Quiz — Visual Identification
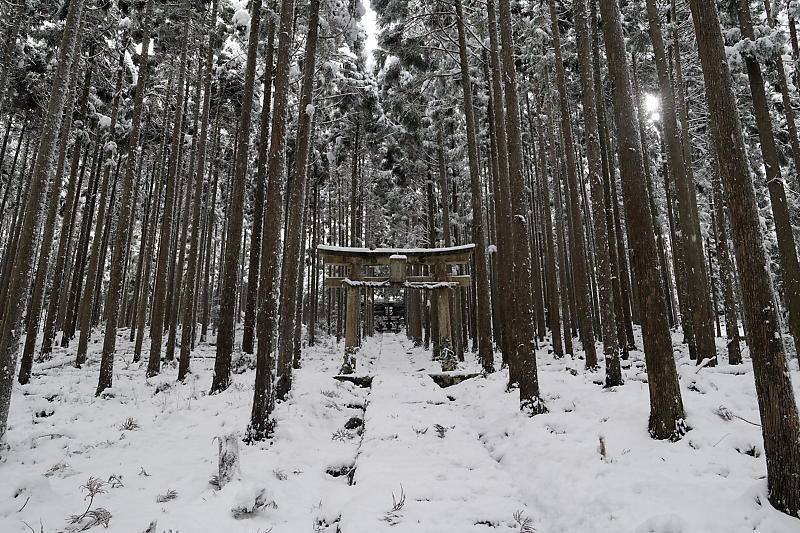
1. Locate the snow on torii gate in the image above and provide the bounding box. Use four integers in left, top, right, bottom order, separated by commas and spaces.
318, 244, 475, 373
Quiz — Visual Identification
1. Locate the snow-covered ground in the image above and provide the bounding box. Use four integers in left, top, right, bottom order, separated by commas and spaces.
2, 326, 799, 532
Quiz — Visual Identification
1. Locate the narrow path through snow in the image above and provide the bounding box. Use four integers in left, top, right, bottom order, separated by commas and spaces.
338, 334, 527, 532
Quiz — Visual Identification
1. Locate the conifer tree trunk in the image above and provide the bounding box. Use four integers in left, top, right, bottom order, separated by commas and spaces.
643, 0, 715, 364
63, 134, 101, 345
134, 100, 172, 362
40, 58, 92, 358
213, 0, 261, 393
148, 2, 191, 377
454, 0, 493, 372
548, 0, 597, 369
437, 126, 457, 369
75, 48, 125, 367
0, 0, 85, 447
179, 0, 218, 380
534, 97, 563, 359
598, 0, 685, 439
631, 54, 676, 330
711, 146, 742, 365
734, 0, 800, 356
129, 162, 155, 336
275, 0, 320, 398
242, 10, 275, 355
547, 83, 573, 357
573, 0, 620, 385
486, 0, 515, 367
97, 0, 153, 395
689, 0, 800, 515
248, 0, 295, 440
18, 21, 84, 384
497, 0, 545, 413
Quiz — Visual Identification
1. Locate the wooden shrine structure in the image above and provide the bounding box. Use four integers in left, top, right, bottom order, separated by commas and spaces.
318, 244, 475, 373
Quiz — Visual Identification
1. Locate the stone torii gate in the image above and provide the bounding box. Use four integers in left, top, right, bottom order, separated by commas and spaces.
318, 244, 475, 373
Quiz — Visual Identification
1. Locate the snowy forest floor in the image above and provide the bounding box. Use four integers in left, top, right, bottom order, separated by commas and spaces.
2, 327, 800, 532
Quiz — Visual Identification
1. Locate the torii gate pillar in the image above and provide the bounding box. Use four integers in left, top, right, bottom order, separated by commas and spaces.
343, 262, 360, 373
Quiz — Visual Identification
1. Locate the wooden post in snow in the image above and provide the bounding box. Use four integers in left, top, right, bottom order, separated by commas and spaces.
343, 262, 360, 374
435, 260, 455, 371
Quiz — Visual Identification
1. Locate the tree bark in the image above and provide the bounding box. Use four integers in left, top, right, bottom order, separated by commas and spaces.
0, 0, 85, 447
242, 9, 276, 355
689, 0, 800, 515
573, 0, 620, 385
598, 0, 685, 439
496, 0, 545, 413
275, 0, 320, 398
97, 0, 153, 395
147, 2, 191, 377
248, 0, 295, 440
735, 0, 800, 357
548, 0, 598, 369
75, 48, 126, 367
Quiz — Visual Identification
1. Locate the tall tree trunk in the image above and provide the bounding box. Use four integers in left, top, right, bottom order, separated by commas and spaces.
212, 0, 262, 393
486, 0, 516, 368
63, 132, 101, 345
548, 0, 598, 369
179, 0, 218, 379
598, 0, 685, 440
711, 145, 742, 365
534, 97, 563, 359
134, 94, 172, 362
147, 2, 191, 377
275, 0, 320, 398
496, 0, 545, 413
97, 0, 153, 395
0, 0, 85, 448
75, 48, 126, 367
40, 58, 92, 358
547, 82, 573, 357
644, 0, 715, 364
454, 0, 493, 372
248, 0, 295, 440
689, 0, 800, 515
573, 0, 620, 385
735, 0, 800, 357
242, 9, 275, 355
18, 20, 85, 384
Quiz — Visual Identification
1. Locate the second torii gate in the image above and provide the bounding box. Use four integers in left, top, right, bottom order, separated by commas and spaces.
318, 244, 475, 373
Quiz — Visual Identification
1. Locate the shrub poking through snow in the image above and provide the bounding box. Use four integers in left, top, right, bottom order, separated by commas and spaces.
383, 484, 405, 525
413, 426, 428, 435
331, 428, 351, 441
45, 461, 70, 477
231, 483, 276, 519
231, 348, 256, 374
434, 424, 447, 438
155, 489, 178, 503
214, 433, 241, 489
119, 417, 139, 431
67, 477, 111, 530
513, 510, 535, 532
